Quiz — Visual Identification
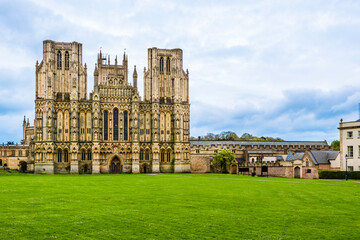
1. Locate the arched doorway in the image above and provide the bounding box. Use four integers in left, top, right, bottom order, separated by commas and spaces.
19, 161, 27, 173
230, 164, 237, 174
81, 164, 91, 174
110, 156, 122, 174
294, 166, 301, 178
141, 163, 150, 174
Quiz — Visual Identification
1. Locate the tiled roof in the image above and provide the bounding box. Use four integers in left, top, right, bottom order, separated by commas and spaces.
309, 151, 340, 165
190, 140, 328, 148
285, 150, 295, 162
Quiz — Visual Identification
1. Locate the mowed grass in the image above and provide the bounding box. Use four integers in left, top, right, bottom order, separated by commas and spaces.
0, 174, 359, 239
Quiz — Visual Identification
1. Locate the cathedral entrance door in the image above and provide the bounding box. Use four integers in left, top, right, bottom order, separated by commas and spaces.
110, 157, 122, 174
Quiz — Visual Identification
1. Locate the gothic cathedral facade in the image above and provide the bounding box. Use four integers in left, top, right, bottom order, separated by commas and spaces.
34, 40, 190, 174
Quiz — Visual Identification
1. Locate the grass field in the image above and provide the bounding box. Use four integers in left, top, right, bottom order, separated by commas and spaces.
0, 173, 359, 239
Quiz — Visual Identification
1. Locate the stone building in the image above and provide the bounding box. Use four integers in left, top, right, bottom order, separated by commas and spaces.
189, 140, 339, 178
0, 117, 34, 171
33, 40, 190, 174
338, 119, 360, 171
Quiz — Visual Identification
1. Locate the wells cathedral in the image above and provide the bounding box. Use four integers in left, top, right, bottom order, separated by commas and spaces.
0, 40, 341, 178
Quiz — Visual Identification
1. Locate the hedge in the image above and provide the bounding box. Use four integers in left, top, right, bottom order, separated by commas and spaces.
318, 170, 360, 179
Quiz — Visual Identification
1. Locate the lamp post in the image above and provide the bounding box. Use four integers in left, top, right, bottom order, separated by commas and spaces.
345, 154, 348, 181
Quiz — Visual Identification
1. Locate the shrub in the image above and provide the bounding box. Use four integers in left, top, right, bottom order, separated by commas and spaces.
318, 170, 360, 179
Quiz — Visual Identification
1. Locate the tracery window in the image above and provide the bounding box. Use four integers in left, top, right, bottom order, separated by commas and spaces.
160, 151, 165, 162
166, 57, 170, 73
140, 150, 144, 160
113, 108, 119, 141
145, 149, 150, 160
57, 151, 62, 162
65, 51, 69, 69
57, 51, 62, 69
87, 151, 92, 161
167, 150, 171, 162
124, 111, 128, 141
104, 111, 108, 140
160, 57, 164, 73
64, 150, 69, 162
81, 150, 86, 161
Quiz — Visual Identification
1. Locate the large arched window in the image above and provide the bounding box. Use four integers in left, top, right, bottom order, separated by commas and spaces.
113, 108, 119, 141
65, 51, 69, 69
104, 111, 108, 140
64, 149, 69, 162
57, 151, 62, 162
140, 150, 144, 160
160, 151, 165, 162
160, 57, 164, 73
81, 150, 86, 161
166, 150, 171, 162
57, 51, 62, 69
124, 111, 128, 141
166, 57, 170, 73
145, 149, 150, 160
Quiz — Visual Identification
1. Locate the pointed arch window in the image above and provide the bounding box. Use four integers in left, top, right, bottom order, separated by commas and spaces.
124, 111, 128, 141
145, 149, 150, 160
104, 111, 108, 141
64, 149, 69, 162
81, 150, 86, 161
58, 150, 62, 162
166, 57, 170, 73
160, 57, 164, 73
65, 51, 69, 70
113, 108, 119, 141
160, 150, 165, 162
87, 151, 92, 160
57, 51, 62, 69
166, 150, 171, 162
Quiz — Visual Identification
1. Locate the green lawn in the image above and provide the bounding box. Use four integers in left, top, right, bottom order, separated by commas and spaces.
0, 173, 359, 239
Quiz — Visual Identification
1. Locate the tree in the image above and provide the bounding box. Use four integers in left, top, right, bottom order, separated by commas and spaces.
331, 140, 340, 151
213, 149, 235, 173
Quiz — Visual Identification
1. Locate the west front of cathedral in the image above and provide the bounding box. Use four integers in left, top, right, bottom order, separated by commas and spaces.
34, 40, 190, 174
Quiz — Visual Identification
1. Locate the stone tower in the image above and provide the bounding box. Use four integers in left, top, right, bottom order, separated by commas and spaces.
34, 41, 190, 174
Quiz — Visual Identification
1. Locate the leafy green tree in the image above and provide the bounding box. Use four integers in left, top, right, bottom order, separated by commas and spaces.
213, 149, 235, 173
331, 140, 340, 151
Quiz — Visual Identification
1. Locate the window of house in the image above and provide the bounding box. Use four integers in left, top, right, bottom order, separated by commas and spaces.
347, 146, 353, 158
348, 166, 354, 171
11, 150, 15, 156
196, 149, 200, 154
358, 131, 360, 138
19, 151, 22, 156
4, 150, 6, 156
347, 131, 353, 138
306, 169, 311, 173
214, 150, 218, 153
87, 151, 92, 161
81, 151, 86, 161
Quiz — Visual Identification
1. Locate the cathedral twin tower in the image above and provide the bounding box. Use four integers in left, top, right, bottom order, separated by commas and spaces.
34, 40, 190, 174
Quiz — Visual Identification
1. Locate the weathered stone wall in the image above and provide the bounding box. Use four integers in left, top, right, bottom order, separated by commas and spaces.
190, 155, 211, 173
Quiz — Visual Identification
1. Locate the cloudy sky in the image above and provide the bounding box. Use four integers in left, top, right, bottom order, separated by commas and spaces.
0, 0, 360, 143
